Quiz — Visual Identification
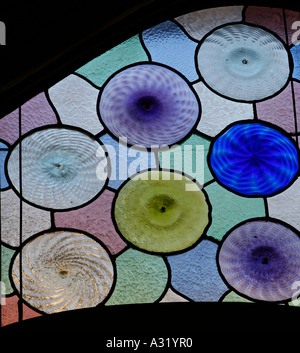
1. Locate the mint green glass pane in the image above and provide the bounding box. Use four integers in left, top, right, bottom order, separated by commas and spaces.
1, 245, 14, 295
76, 35, 148, 87
204, 182, 266, 241
105, 248, 168, 305
158, 133, 213, 185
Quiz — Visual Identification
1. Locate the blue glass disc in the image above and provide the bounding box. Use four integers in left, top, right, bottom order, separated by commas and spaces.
209, 122, 299, 196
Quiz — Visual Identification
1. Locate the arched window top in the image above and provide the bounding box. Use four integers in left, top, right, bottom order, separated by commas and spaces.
1, 4, 300, 332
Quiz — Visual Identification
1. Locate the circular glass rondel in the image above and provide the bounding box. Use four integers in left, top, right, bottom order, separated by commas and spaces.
197, 23, 290, 102
7, 127, 109, 210
218, 220, 300, 302
99, 63, 200, 148
11, 231, 114, 313
114, 170, 210, 253
209, 122, 299, 196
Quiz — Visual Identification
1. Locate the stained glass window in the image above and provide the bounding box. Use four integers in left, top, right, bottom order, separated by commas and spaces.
1, 5, 300, 332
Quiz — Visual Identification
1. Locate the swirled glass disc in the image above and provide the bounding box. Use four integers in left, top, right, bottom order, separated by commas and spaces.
7, 127, 109, 210
11, 230, 114, 313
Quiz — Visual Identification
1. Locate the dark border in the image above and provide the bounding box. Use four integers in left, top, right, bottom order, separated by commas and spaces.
2, 301, 300, 333
1, 2, 300, 331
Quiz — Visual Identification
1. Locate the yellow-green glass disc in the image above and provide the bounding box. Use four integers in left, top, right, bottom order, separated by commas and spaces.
114, 170, 210, 253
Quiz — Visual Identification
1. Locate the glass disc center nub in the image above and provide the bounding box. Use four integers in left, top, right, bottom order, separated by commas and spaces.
49, 160, 70, 179
40, 151, 77, 180
246, 244, 286, 280
250, 246, 279, 266
59, 270, 69, 278
149, 194, 176, 214
136, 96, 161, 117
226, 47, 261, 77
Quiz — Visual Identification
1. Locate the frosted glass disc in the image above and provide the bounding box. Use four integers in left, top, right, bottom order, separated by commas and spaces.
7, 127, 109, 210
197, 24, 290, 101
